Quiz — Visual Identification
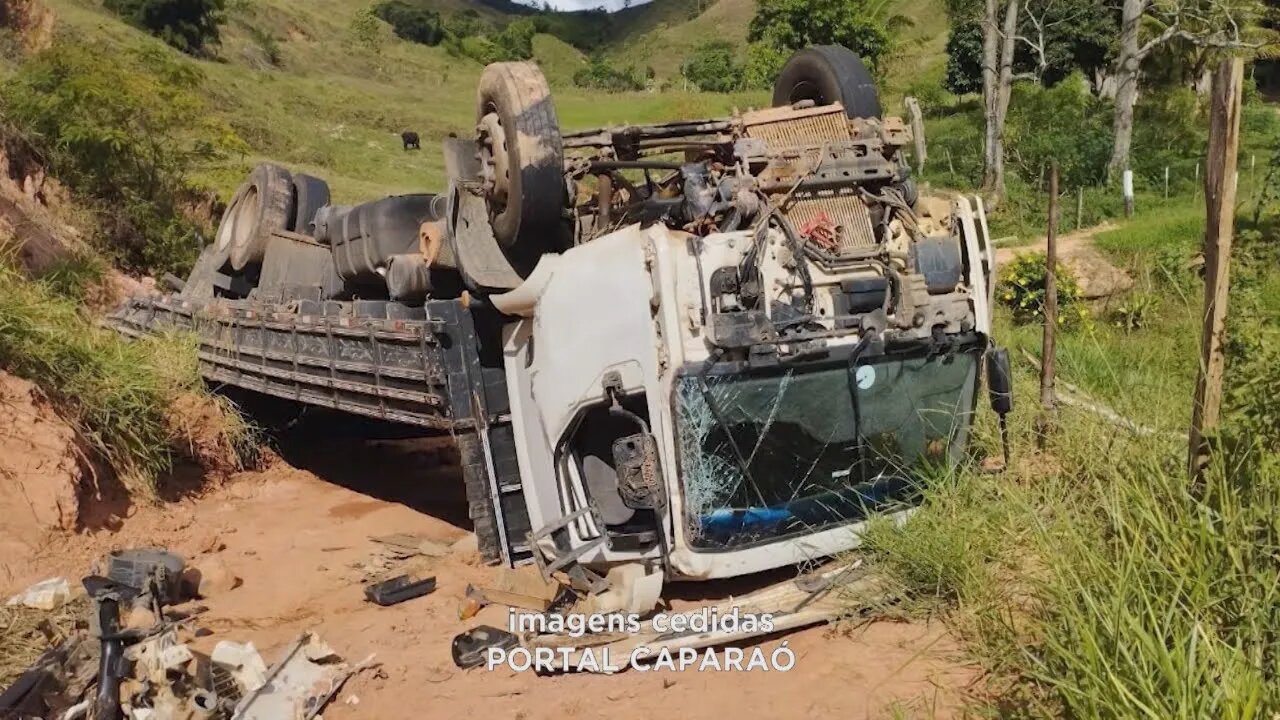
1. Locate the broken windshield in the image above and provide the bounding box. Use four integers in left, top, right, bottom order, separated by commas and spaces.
675, 346, 980, 550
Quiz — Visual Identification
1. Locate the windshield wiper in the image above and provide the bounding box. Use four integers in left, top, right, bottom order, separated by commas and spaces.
696, 351, 771, 509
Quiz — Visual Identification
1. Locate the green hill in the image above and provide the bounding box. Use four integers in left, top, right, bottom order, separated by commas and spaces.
31, 0, 947, 202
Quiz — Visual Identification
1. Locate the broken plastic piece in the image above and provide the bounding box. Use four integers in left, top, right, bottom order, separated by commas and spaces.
364, 574, 437, 606
451, 626, 519, 669
6, 577, 71, 611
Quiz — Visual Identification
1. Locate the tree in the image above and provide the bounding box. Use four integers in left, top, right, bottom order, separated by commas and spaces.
682, 40, 743, 92
374, 1, 443, 46
981, 0, 1021, 199
574, 57, 644, 92
1107, 0, 1270, 177
747, 0, 902, 75
946, 0, 1116, 94
103, 0, 226, 55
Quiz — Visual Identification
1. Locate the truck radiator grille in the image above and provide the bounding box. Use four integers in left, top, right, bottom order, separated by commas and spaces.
785, 192, 877, 251
742, 105, 852, 147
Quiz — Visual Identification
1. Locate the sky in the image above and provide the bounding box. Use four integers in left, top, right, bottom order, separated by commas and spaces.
512, 0, 651, 10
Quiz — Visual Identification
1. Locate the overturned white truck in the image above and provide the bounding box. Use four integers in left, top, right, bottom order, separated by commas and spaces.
111, 46, 1009, 612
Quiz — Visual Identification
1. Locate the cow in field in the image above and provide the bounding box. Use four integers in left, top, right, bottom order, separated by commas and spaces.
401, 131, 421, 151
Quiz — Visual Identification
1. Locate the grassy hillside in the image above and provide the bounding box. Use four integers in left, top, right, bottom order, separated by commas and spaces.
31, 0, 948, 203
40, 0, 771, 202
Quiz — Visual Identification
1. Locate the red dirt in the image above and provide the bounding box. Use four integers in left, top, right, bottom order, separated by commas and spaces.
0, 371, 89, 588
3, 435, 979, 718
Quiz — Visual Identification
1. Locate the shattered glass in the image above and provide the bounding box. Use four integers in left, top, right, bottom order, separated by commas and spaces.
675, 348, 980, 549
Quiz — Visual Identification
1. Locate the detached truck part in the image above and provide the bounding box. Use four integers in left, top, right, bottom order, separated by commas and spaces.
110, 46, 1007, 612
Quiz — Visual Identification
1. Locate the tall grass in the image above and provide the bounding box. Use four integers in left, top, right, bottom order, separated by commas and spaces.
0, 260, 253, 490
863, 198, 1280, 716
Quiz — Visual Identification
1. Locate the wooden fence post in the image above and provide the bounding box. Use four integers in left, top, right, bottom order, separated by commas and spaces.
1038, 162, 1060, 446
1188, 58, 1244, 480
905, 96, 927, 176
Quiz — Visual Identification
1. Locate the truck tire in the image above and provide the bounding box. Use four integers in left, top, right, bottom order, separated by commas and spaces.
772, 45, 882, 119
291, 174, 331, 236
476, 62, 566, 256
456, 431, 502, 564
229, 163, 295, 271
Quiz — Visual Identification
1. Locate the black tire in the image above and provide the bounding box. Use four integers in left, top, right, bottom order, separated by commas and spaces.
213, 182, 248, 268
772, 45, 882, 119
476, 62, 565, 254
229, 163, 295, 271
291, 173, 331, 235
456, 431, 501, 564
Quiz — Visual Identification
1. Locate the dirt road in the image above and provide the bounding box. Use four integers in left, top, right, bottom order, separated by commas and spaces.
994, 225, 1133, 299
3, 433, 975, 719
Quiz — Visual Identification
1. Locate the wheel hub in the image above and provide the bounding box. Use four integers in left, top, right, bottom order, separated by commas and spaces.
477, 112, 511, 211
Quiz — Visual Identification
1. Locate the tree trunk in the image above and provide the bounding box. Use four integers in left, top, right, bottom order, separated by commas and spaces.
992, 0, 1020, 201
1107, 0, 1145, 179
981, 0, 1000, 190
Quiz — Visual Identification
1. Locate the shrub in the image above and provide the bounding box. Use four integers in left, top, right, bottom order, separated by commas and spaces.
450, 18, 535, 64
1004, 75, 1112, 190
348, 7, 383, 52
573, 57, 643, 92
1, 43, 245, 275
747, 0, 896, 76
681, 41, 742, 93
743, 42, 788, 90
1109, 290, 1159, 331
103, 0, 226, 55
997, 252, 1090, 328
374, 1, 443, 46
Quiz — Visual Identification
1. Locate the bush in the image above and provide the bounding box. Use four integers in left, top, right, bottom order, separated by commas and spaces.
103, 0, 225, 55
449, 17, 535, 64
997, 252, 1090, 328
743, 42, 788, 90
348, 7, 384, 52
374, 1, 443, 46
681, 41, 742, 93
1, 43, 245, 275
573, 57, 643, 92
1004, 75, 1112, 190
747, 0, 896, 76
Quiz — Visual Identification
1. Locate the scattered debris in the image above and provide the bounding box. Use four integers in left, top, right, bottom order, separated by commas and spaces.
1, 548, 374, 720
235, 633, 378, 720
6, 577, 72, 611
457, 581, 574, 620
103, 549, 186, 605
211, 640, 269, 707
364, 574, 437, 607
452, 626, 519, 669
523, 560, 883, 674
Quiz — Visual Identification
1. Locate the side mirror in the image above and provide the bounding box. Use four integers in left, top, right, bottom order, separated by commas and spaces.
612, 433, 663, 510
986, 348, 1013, 416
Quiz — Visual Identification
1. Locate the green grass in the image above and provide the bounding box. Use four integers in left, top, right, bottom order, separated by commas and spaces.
859, 192, 1280, 715
0, 257, 252, 490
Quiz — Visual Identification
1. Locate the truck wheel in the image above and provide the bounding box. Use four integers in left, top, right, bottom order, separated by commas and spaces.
476, 62, 566, 254
457, 431, 502, 564
213, 183, 247, 265
772, 45, 882, 119
229, 163, 295, 271
291, 173, 331, 236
